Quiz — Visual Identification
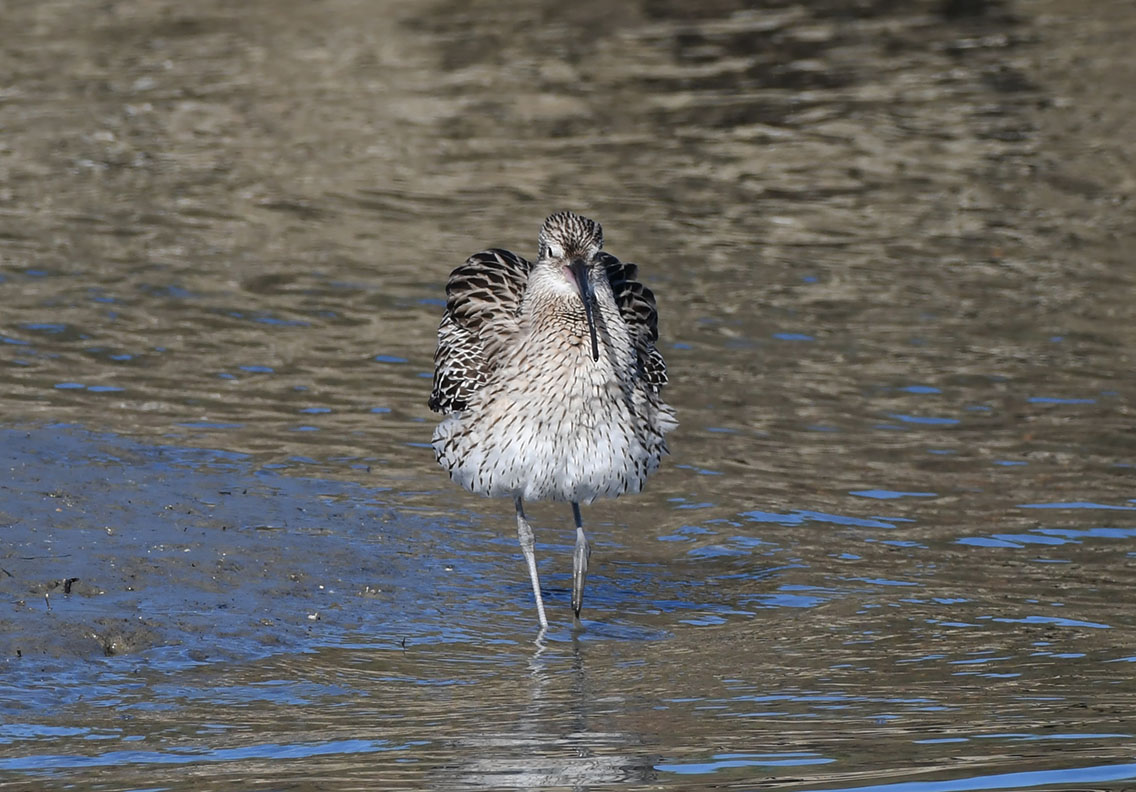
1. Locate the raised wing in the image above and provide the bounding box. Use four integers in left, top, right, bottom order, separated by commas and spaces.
428, 249, 531, 413
600, 252, 668, 391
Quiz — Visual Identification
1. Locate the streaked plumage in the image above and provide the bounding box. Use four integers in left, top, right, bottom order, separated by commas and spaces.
429, 210, 677, 630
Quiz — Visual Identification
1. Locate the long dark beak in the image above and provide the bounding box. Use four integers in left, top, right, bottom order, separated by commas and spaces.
569, 258, 600, 361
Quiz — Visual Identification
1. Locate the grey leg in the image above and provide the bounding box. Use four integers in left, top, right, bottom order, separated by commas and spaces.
571, 502, 591, 620
515, 497, 549, 631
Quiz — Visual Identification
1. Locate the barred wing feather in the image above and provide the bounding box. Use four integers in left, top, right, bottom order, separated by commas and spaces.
428, 249, 531, 413
599, 252, 668, 391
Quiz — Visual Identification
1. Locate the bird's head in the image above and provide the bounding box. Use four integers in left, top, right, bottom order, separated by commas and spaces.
538, 210, 604, 263
537, 210, 605, 361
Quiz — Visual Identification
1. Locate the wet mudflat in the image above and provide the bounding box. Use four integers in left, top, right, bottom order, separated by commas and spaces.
2, 0, 1136, 789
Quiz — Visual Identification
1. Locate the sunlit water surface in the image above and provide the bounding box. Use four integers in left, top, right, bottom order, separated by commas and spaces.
2, 0, 1135, 789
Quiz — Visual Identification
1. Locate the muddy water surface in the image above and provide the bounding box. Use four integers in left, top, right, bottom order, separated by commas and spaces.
2, 0, 1136, 789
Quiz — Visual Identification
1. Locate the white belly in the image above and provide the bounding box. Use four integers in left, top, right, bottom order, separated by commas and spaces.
433, 356, 655, 503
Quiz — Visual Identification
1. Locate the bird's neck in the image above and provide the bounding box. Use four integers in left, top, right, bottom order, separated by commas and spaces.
521, 274, 630, 369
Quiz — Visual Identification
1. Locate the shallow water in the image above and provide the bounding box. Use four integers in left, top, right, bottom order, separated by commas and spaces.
3, 0, 1136, 789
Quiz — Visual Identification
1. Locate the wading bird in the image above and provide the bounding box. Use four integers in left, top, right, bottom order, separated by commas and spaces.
429, 211, 676, 630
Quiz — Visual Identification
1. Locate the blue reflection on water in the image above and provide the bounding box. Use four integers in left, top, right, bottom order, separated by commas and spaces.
851, 490, 937, 500
0, 738, 425, 771
745, 591, 828, 608
1028, 397, 1096, 404
961, 523, 1136, 549
957, 537, 1020, 548
791, 761, 1136, 792
0, 724, 92, 743
1039, 527, 1136, 539
743, 509, 896, 530
657, 751, 833, 774
984, 615, 1110, 629
773, 332, 815, 341
887, 413, 960, 426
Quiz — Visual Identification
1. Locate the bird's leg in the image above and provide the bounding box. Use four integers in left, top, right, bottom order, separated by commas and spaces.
571, 502, 591, 620
515, 497, 549, 631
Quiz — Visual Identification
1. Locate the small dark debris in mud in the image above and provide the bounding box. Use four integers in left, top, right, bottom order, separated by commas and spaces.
27, 578, 102, 597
